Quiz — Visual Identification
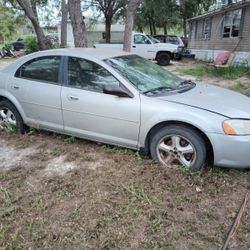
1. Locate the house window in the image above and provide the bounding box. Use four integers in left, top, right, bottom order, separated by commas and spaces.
203, 18, 212, 40
189, 21, 197, 40
223, 9, 242, 38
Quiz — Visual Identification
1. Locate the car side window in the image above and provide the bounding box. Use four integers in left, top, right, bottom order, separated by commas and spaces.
15, 56, 61, 84
67, 57, 120, 93
134, 35, 151, 44
166, 37, 178, 45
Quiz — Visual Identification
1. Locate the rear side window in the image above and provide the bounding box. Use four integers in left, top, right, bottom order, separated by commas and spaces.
155, 36, 166, 43
15, 56, 61, 84
166, 36, 179, 45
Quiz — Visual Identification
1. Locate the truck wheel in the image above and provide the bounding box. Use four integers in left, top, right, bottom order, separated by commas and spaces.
157, 52, 171, 66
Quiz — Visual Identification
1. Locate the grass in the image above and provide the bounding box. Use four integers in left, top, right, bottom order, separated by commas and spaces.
230, 82, 250, 97
176, 66, 248, 80
0, 130, 249, 249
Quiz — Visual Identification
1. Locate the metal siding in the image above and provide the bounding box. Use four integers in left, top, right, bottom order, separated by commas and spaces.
188, 5, 250, 52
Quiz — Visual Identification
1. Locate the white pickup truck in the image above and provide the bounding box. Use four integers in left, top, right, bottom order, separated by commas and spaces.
93, 32, 183, 66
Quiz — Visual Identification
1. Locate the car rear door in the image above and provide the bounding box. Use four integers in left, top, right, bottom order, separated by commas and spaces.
61, 56, 140, 148
9, 56, 64, 132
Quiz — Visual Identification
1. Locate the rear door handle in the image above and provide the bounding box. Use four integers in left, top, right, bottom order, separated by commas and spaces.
12, 85, 19, 90
132, 45, 136, 48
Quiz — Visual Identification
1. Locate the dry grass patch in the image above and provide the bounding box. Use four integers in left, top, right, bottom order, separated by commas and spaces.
0, 130, 249, 249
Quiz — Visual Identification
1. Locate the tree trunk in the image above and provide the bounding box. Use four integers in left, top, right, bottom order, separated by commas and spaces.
16, 0, 48, 50
68, 0, 87, 47
61, 0, 68, 47
30, 0, 39, 20
152, 20, 156, 35
105, 15, 112, 43
148, 17, 153, 35
163, 24, 167, 35
138, 26, 143, 33
123, 0, 141, 52
183, 15, 187, 38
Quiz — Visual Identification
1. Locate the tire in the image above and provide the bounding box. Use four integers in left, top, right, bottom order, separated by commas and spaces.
150, 125, 207, 171
157, 52, 171, 66
0, 100, 25, 134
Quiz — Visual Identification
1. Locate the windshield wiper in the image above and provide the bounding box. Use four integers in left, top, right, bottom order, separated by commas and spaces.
176, 80, 196, 93
177, 80, 195, 88
143, 86, 175, 95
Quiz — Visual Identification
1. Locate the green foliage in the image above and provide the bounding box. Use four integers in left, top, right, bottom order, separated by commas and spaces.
48, 43, 60, 50
135, 0, 180, 34
24, 36, 39, 54
177, 66, 248, 80
63, 136, 76, 144
134, 0, 214, 35
2, 43, 12, 50
0, 4, 17, 42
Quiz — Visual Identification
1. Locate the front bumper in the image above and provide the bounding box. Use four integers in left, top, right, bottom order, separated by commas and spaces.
208, 133, 250, 168
173, 46, 184, 59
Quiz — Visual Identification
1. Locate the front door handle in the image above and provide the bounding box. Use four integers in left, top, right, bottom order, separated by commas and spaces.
132, 45, 136, 48
12, 85, 19, 90
68, 95, 79, 101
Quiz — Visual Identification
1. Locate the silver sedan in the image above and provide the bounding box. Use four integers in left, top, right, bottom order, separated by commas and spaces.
0, 48, 250, 171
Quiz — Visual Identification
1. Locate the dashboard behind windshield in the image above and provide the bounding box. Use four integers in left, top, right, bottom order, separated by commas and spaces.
104, 55, 182, 95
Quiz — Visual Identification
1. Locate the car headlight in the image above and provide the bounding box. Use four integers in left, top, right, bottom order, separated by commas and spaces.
223, 119, 250, 135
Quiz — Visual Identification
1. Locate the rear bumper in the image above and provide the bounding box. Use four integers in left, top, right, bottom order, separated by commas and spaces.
208, 133, 250, 168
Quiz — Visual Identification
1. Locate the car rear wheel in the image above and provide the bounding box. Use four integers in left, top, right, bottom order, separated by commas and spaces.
150, 125, 206, 171
0, 100, 25, 134
157, 52, 171, 66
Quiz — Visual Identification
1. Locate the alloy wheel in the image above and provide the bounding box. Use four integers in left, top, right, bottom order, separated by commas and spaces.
156, 134, 197, 168
0, 108, 17, 130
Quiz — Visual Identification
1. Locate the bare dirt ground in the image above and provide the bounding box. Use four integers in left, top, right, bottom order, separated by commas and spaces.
0, 58, 250, 249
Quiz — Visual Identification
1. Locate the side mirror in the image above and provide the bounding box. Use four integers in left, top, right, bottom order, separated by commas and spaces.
103, 85, 133, 98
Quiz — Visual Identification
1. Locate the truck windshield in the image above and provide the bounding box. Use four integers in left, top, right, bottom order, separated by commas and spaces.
105, 55, 182, 95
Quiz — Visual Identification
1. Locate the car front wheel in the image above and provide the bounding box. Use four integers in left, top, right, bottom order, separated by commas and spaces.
150, 125, 207, 171
0, 100, 25, 133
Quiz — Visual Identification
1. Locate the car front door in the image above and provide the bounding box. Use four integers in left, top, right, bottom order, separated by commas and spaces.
9, 56, 64, 132
61, 56, 140, 148
132, 34, 156, 59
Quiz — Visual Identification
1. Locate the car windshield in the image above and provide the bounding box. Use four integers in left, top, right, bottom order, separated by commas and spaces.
104, 55, 182, 94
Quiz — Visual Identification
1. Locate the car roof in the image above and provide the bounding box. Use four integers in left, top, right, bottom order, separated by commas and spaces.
28, 48, 131, 60
1, 48, 132, 73
154, 35, 178, 38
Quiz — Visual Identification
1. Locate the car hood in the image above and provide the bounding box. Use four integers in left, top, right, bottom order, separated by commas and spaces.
158, 83, 250, 119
